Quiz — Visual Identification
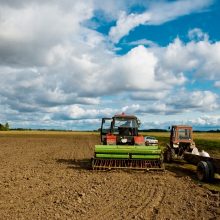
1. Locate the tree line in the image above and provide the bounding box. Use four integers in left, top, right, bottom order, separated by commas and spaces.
0, 122, 10, 131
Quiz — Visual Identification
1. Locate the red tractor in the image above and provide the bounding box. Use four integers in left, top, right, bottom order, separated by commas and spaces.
164, 125, 196, 162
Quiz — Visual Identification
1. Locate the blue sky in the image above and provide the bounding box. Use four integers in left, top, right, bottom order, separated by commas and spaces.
0, 0, 220, 130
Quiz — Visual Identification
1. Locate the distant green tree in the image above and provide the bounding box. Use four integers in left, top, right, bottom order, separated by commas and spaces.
5, 122, 9, 131
0, 122, 10, 131
0, 124, 4, 130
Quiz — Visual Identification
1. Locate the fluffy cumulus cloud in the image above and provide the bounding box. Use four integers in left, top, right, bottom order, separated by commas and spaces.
52, 105, 115, 120
0, 1, 95, 67
168, 90, 219, 112
188, 115, 220, 129
156, 36, 220, 80
140, 114, 220, 130
0, 0, 219, 130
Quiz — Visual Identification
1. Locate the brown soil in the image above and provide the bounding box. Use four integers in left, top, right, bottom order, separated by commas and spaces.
0, 133, 219, 220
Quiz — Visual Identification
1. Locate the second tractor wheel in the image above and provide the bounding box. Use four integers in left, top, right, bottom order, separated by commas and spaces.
196, 161, 210, 182
206, 161, 215, 181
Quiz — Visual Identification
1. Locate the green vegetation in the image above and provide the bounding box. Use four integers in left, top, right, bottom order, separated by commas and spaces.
195, 139, 220, 156
0, 122, 10, 131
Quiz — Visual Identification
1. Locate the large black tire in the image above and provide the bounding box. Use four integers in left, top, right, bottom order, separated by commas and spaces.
164, 148, 173, 163
206, 161, 215, 181
196, 161, 210, 182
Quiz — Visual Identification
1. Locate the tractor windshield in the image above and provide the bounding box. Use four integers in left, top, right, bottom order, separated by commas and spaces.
114, 118, 138, 128
113, 118, 138, 134
178, 128, 191, 140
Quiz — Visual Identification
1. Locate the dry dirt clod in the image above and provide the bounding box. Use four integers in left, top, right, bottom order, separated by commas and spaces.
77, 197, 82, 203
78, 192, 85, 197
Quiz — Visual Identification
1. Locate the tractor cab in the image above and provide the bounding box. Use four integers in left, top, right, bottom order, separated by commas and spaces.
165, 125, 196, 162
100, 113, 141, 145
170, 125, 193, 146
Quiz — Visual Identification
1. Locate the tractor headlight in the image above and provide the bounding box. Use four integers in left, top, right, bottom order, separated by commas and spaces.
121, 138, 127, 143
173, 143, 179, 148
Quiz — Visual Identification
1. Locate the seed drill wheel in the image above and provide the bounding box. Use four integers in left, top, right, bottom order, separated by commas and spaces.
196, 161, 214, 182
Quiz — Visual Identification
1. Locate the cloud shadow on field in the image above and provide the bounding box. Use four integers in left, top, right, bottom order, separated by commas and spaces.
56, 158, 92, 170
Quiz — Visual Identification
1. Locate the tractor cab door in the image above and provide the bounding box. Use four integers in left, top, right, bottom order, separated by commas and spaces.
170, 126, 176, 144
100, 118, 112, 143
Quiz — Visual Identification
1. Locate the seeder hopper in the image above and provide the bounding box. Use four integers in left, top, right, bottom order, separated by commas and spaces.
91, 113, 164, 170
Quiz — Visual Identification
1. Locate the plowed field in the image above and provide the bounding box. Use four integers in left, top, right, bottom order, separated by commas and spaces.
0, 132, 219, 220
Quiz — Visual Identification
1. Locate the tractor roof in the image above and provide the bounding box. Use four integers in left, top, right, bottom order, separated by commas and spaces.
172, 125, 192, 129
113, 113, 137, 119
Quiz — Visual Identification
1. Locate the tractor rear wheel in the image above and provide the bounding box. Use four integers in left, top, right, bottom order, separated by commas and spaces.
206, 161, 214, 181
196, 161, 210, 182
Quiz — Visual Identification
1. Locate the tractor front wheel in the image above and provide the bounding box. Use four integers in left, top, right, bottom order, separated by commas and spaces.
164, 148, 173, 163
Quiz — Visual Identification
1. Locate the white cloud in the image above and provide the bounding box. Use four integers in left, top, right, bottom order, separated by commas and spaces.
52, 105, 116, 120
0, 1, 94, 66
106, 45, 186, 93
147, 0, 212, 25
141, 114, 220, 130
109, 0, 212, 43
92, 0, 132, 20
154, 36, 220, 81
128, 39, 158, 47
121, 89, 219, 116
109, 11, 151, 43
214, 81, 220, 88
188, 28, 209, 41
122, 104, 141, 114
130, 91, 168, 101
109, 45, 159, 90
184, 115, 220, 129
169, 90, 219, 112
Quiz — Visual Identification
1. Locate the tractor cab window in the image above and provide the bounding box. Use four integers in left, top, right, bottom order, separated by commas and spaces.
101, 118, 112, 134
113, 118, 138, 135
178, 129, 191, 140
